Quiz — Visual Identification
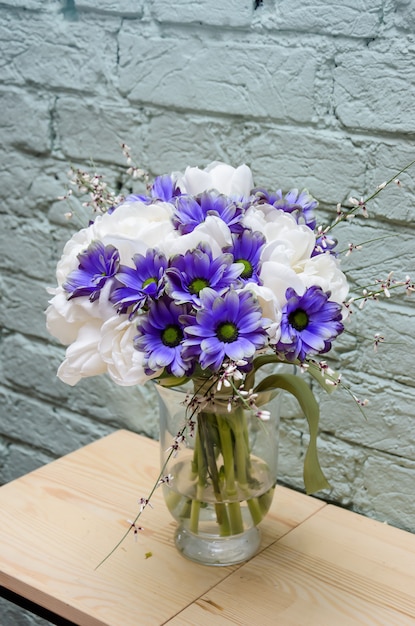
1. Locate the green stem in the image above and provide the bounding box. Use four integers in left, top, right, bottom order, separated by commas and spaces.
199, 413, 222, 494
246, 497, 265, 526
187, 393, 273, 538
189, 496, 201, 532
189, 427, 205, 533
231, 409, 267, 526
258, 488, 275, 515
232, 408, 250, 489
196, 412, 231, 536
216, 415, 237, 495
216, 414, 244, 534
214, 502, 232, 535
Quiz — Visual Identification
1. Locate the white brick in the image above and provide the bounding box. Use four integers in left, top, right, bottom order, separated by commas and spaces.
56, 97, 147, 164
119, 34, 317, 123
320, 382, 415, 461
0, 333, 159, 439
358, 454, 415, 531
0, 215, 55, 281
0, 0, 45, 7
0, 274, 52, 340
0, 150, 56, 217
0, 13, 119, 92
278, 421, 365, 506
146, 112, 365, 205
245, 129, 365, 205
334, 46, 415, 133
0, 442, 54, 484
0, 387, 112, 459
0, 89, 51, 154
393, 0, 415, 31
0, 11, 28, 85
274, 0, 384, 37
74, 0, 144, 15
152, 0, 253, 27
338, 223, 415, 295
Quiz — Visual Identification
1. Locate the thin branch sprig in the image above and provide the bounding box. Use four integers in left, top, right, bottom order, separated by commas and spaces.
219, 365, 273, 421
60, 164, 125, 215
94, 371, 229, 570
306, 359, 369, 420
94, 364, 272, 569
324, 159, 415, 234
94, 397, 201, 570
59, 144, 148, 218
120, 142, 148, 183
340, 234, 396, 257
348, 273, 415, 309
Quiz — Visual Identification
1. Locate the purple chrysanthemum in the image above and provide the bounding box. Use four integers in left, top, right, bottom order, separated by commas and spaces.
135, 297, 192, 377
172, 191, 244, 235
253, 188, 318, 230
166, 243, 243, 305
151, 175, 182, 201
63, 240, 120, 301
276, 286, 344, 362
182, 288, 268, 372
312, 232, 338, 257
223, 229, 266, 284
110, 249, 168, 315
126, 174, 182, 204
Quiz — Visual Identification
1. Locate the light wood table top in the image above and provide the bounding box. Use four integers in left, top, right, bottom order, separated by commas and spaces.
1, 430, 414, 625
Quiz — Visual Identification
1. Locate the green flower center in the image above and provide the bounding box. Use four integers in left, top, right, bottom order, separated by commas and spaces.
189, 277, 210, 295
288, 308, 309, 331
142, 277, 157, 289
161, 324, 183, 347
216, 321, 239, 343
236, 258, 253, 279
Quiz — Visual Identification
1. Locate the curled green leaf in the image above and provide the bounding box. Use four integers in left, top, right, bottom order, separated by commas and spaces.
255, 373, 330, 494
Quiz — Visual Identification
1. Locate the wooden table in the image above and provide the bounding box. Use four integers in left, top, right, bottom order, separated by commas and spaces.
1, 430, 415, 626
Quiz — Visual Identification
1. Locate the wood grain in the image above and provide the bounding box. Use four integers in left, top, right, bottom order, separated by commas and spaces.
167, 504, 415, 625
0, 430, 324, 626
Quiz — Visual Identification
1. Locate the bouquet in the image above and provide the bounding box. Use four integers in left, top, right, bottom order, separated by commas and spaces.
46, 157, 414, 562
47, 160, 348, 386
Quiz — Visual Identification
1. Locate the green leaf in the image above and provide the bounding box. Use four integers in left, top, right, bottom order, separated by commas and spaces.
244, 354, 288, 392
252, 354, 285, 370
255, 373, 330, 494
155, 375, 189, 388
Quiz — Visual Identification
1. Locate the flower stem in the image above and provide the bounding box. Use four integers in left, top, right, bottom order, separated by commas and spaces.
189, 427, 205, 533
191, 412, 233, 535
216, 414, 244, 534
185, 390, 274, 539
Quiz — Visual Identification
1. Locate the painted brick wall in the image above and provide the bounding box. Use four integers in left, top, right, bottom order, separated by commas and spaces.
1, 1, 415, 622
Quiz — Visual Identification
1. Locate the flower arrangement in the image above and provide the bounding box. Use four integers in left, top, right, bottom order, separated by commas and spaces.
46, 155, 414, 564
47, 161, 348, 385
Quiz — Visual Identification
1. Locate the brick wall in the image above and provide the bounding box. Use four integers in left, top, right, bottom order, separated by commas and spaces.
1, 2, 415, 620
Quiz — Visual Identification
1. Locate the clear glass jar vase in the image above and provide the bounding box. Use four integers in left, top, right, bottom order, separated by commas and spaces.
156, 381, 280, 566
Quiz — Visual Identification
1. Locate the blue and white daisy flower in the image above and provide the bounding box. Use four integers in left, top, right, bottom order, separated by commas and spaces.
276, 286, 344, 362
172, 191, 244, 235
183, 288, 268, 372
111, 248, 167, 315
63, 240, 120, 302
166, 243, 243, 305
135, 296, 192, 378
223, 229, 266, 284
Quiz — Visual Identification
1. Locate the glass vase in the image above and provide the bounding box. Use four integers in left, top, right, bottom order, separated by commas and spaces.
156, 381, 280, 566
